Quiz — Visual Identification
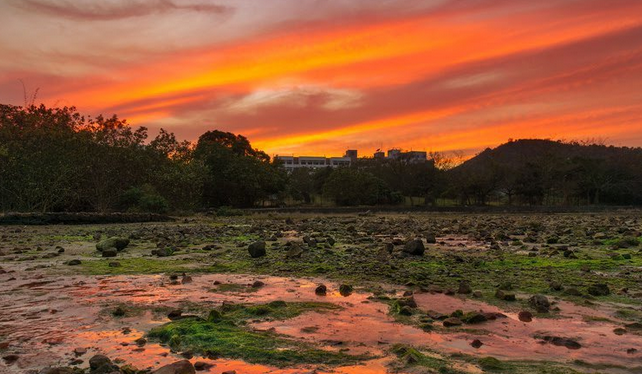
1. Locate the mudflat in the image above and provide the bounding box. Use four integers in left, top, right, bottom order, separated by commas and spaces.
1, 212, 641, 374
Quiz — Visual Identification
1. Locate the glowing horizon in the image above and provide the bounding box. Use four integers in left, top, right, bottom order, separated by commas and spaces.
1, 0, 642, 157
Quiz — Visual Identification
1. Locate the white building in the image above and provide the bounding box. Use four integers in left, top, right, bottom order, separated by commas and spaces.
275, 155, 352, 171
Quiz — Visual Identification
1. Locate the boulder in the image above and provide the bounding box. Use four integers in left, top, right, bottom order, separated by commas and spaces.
89, 355, 119, 373
403, 238, 425, 255
457, 280, 472, 294
443, 317, 463, 327
495, 289, 516, 301
528, 295, 550, 313
315, 284, 327, 296
587, 283, 610, 296
339, 284, 353, 297
101, 248, 117, 258
248, 241, 266, 258
152, 360, 195, 374
96, 237, 129, 252
518, 311, 533, 322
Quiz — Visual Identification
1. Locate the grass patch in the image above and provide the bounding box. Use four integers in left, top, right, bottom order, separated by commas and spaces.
391, 344, 467, 373
147, 301, 361, 367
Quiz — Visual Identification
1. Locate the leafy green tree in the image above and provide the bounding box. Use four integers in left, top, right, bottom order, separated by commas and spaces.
194, 130, 286, 207
322, 168, 400, 206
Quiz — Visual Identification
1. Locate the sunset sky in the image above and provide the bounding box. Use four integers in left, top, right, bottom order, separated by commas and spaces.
1, 0, 642, 157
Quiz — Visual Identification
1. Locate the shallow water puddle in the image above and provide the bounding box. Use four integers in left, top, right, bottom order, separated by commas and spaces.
0, 270, 641, 373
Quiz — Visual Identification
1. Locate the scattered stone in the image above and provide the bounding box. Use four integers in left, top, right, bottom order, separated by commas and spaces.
613, 328, 627, 335
443, 317, 463, 327
315, 284, 327, 296
403, 238, 425, 256
471, 339, 483, 348
101, 248, 117, 258
495, 289, 516, 301
528, 295, 550, 313
152, 360, 196, 374
66, 259, 81, 266
193, 361, 214, 371
248, 241, 266, 258
457, 280, 472, 294
89, 355, 119, 373
96, 237, 129, 252
251, 280, 265, 288
587, 283, 610, 296
108, 262, 121, 267
2, 354, 19, 364
518, 311, 533, 322
542, 336, 582, 350
549, 281, 563, 291
339, 284, 353, 297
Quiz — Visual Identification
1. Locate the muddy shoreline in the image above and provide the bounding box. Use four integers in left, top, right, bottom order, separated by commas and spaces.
1, 212, 641, 373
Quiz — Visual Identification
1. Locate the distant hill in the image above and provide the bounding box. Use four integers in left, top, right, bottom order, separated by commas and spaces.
457, 139, 642, 171
449, 139, 642, 205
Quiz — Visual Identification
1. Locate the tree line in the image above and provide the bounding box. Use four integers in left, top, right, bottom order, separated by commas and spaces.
1, 104, 641, 213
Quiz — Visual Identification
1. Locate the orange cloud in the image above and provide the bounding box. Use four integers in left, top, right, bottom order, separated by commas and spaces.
2, 0, 642, 157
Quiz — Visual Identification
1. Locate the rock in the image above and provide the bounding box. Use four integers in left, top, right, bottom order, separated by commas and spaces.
89, 355, 117, 372
102, 248, 117, 258
286, 244, 304, 258
167, 310, 182, 320
134, 338, 147, 346
543, 336, 581, 350
248, 241, 266, 258
154, 247, 173, 257
66, 259, 81, 266
528, 295, 550, 313
457, 280, 472, 294
339, 284, 353, 297
112, 307, 126, 317
96, 237, 129, 252
108, 262, 121, 267
403, 238, 425, 255
443, 317, 463, 327
549, 281, 563, 291
221, 371, 237, 374
425, 233, 437, 244
396, 296, 417, 308
193, 361, 213, 371
251, 280, 265, 288
518, 311, 533, 322
587, 283, 610, 296
315, 284, 327, 296
462, 312, 487, 324
495, 289, 516, 301
73, 347, 87, 356
613, 328, 627, 335
470, 339, 483, 348
152, 360, 196, 374
2, 354, 19, 364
